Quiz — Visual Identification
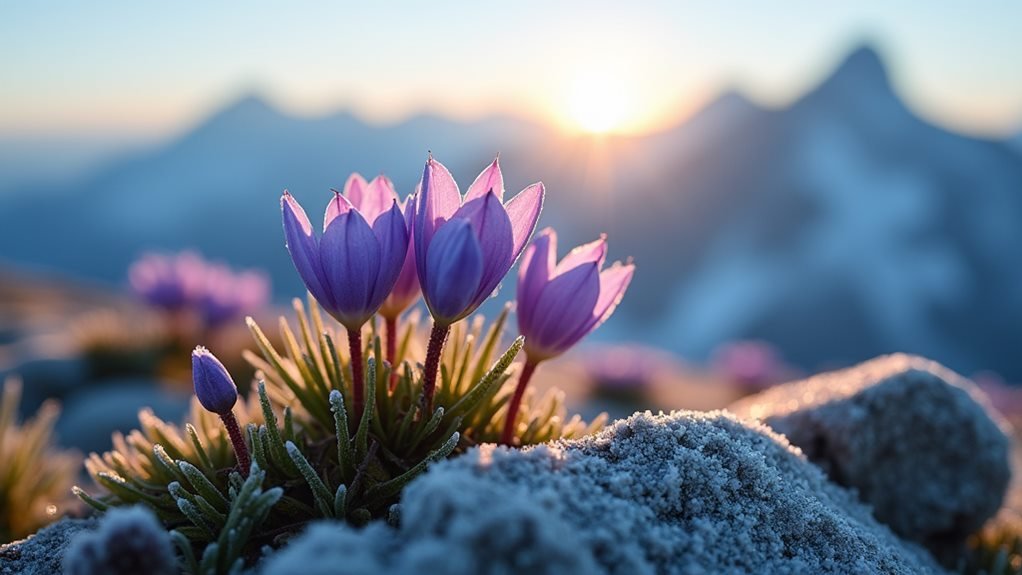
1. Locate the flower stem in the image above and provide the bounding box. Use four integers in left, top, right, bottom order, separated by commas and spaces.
220, 410, 250, 477
500, 359, 540, 446
348, 327, 365, 420
422, 322, 451, 413
385, 315, 398, 392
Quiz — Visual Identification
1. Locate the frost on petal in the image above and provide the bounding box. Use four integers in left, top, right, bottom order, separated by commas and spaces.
451, 192, 513, 305
320, 210, 381, 329
554, 235, 607, 275
324, 190, 354, 231
516, 228, 556, 335
424, 219, 484, 324
282, 192, 333, 309
504, 182, 545, 262
525, 263, 600, 359
369, 201, 410, 311
465, 157, 504, 203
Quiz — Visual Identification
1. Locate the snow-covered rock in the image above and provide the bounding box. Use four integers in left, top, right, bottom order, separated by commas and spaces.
263, 410, 945, 575
0, 518, 96, 575
729, 353, 1011, 547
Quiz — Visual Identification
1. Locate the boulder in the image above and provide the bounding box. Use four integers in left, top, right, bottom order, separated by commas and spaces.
263, 410, 945, 575
729, 353, 1012, 547
0, 518, 96, 575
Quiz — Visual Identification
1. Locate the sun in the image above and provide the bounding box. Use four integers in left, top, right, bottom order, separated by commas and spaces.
564, 71, 633, 135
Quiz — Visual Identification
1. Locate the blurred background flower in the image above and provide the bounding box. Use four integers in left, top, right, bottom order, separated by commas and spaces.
710, 340, 794, 395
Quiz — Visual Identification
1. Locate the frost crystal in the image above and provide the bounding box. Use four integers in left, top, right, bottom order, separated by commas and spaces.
264, 410, 945, 575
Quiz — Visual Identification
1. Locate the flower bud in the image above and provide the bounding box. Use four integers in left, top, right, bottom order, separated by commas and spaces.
191, 346, 238, 414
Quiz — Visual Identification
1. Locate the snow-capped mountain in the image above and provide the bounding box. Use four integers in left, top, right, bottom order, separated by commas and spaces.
2, 45, 1021, 379
626, 47, 1022, 376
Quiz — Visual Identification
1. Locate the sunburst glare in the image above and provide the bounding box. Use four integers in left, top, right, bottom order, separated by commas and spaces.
563, 69, 635, 135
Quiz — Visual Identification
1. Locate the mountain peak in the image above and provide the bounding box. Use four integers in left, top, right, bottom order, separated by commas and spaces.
797, 44, 901, 114
217, 93, 278, 119
832, 45, 889, 87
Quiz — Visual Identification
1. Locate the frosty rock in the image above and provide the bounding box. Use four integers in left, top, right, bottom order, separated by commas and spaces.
729, 353, 1012, 547
262, 410, 943, 575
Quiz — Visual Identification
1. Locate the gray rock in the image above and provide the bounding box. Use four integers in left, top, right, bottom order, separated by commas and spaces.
0, 518, 96, 575
263, 410, 945, 575
729, 353, 1012, 547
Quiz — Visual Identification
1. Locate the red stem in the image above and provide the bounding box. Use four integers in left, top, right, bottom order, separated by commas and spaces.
220, 411, 250, 477
385, 315, 398, 392
348, 327, 364, 420
422, 323, 451, 413
501, 359, 539, 446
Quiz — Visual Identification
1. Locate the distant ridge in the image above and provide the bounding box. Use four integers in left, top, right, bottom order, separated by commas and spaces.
4, 44, 1022, 380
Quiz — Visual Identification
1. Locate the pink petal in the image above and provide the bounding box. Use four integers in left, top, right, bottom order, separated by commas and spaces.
415, 157, 463, 285
504, 182, 545, 262
360, 175, 399, 224
283, 191, 314, 235
344, 173, 369, 208
465, 157, 504, 203
516, 228, 556, 334
420, 156, 462, 233
323, 190, 354, 232
554, 235, 607, 276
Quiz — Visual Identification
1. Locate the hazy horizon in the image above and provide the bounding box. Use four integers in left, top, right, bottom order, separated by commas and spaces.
3, 2, 1022, 142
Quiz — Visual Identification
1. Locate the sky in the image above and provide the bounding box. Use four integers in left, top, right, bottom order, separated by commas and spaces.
2, 1, 1021, 139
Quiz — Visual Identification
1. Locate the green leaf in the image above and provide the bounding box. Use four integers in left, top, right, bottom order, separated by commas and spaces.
366, 432, 459, 506
179, 461, 229, 511
71, 486, 109, 512
257, 381, 299, 476
329, 390, 355, 482
354, 359, 377, 462
285, 441, 333, 518
447, 336, 524, 420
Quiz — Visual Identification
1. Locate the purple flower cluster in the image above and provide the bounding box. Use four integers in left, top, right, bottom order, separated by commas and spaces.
710, 340, 787, 392
278, 154, 634, 437
129, 251, 270, 329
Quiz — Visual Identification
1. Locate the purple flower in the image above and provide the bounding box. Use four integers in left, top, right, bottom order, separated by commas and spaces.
128, 251, 206, 311
281, 174, 410, 331
974, 372, 1022, 420
199, 265, 271, 328
414, 156, 544, 325
516, 228, 634, 361
378, 193, 421, 319
191, 346, 238, 415
191, 346, 250, 475
710, 340, 785, 391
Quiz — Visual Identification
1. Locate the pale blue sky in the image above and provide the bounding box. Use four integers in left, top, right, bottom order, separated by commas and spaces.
2, 1, 1021, 137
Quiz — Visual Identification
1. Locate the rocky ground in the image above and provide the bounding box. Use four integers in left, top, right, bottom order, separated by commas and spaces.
3, 353, 1014, 574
